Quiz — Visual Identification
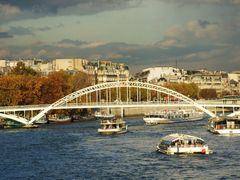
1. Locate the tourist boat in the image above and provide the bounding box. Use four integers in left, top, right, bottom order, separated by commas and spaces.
143, 109, 204, 124
208, 116, 240, 135
98, 116, 128, 135
48, 114, 72, 123
94, 111, 115, 119
156, 133, 211, 155
143, 112, 169, 124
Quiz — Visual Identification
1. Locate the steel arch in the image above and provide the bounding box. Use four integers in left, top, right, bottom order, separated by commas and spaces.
0, 113, 29, 124
29, 81, 216, 124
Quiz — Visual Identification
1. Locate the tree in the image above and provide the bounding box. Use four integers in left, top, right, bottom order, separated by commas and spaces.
17, 75, 44, 105
40, 71, 72, 104
70, 72, 92, 92
10, 62, 38, 76
0, 76, 22, 106
164, 82, 199, 99
199, 89, 217, 99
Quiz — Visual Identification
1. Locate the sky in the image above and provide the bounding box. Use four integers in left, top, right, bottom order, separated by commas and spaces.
0, 0, 240, 73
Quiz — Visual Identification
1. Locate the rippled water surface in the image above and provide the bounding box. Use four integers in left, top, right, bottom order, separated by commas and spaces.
0, 117, 240, 179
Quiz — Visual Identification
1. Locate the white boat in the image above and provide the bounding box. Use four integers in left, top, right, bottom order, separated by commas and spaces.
143, 112, 169, 124
156, 133, 212, 155
98, 116, 128, 135
143, 109, 204, 124
48, 115, 72, 123
94, 112, 115, 119
208, 116, 240, 135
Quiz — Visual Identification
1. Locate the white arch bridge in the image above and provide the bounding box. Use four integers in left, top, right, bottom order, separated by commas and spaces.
1, 81, 238, 125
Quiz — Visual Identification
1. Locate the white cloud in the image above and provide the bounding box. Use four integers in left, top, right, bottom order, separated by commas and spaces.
180, 46, 240, 71
156, 20, 227, 48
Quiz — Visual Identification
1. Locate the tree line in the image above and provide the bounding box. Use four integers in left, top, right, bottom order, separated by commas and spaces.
0, 62, 222, 106
0, 62, 91, 106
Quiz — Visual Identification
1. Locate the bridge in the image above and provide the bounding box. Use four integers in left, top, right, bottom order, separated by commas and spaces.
0, 81, 239, 125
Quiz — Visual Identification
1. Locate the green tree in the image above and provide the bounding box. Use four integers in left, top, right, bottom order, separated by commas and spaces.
10, 62, 38, 76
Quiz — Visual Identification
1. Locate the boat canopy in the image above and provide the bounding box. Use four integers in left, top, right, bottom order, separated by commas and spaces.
160, 133, 205, 144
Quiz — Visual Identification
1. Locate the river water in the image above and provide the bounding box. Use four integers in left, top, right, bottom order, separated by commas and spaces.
0, 117, 239, 179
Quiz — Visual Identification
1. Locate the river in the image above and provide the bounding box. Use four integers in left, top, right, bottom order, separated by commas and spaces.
0, 117, 239, 179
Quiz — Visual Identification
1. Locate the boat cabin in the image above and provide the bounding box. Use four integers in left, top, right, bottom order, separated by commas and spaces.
208, 116, 240, 134
157, 133, 210, 155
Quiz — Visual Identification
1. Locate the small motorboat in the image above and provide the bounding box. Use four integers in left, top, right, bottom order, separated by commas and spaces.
156, 133, 212, 155
208, 116, 240, 135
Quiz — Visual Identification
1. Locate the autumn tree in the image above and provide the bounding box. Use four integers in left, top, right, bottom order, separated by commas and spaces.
40, 71, 72, 104
17, 75, 44, 105
164, 82, 199, 99
199, 89, 217, 99
70, 72, 92, 92
0, 76, 22, 106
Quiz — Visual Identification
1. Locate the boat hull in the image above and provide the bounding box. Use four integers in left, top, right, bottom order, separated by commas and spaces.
157, 145, 210, 155
98, 128, 127, 135
209, 128, 240, 135
143, 117, 169, 124
48, 117, 72, 123
143, 111, 204, 125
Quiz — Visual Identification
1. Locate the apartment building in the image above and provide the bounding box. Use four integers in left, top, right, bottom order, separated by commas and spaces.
135, 66, 187, 84
0, 58, 129, 84
188, 71, 228, 94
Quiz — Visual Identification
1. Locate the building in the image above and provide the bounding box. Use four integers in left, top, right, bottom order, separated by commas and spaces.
83, 60, 129, 84
188, 70, 228, 95
135, 66, 187, 84
52, 58, 88, 72
1, 58, 129, 84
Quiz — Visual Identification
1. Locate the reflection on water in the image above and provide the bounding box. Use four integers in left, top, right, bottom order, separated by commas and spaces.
0, 117, 240, 179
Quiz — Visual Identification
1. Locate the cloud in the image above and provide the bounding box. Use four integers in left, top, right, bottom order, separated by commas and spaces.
0, 49, 10, 57
57, 39, 107, 48
5, 26, 54, 37
36, 49, 47, 57
0, 4, 20, 18
180, 46, 240, 71
2, 29, 240, 73
58, 39, 88, 46
158, 0, 240, 6
8, 26, 34, 36
0, 0, 142, 21
0, 32, 13, 38
37, 26, 52, 32
155, 20, 234, 48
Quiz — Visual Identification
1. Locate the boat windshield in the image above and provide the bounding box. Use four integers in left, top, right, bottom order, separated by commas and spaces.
160, 140, 173, 146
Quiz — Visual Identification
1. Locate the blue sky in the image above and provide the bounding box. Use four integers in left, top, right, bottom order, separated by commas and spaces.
0, 0, 239, 72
